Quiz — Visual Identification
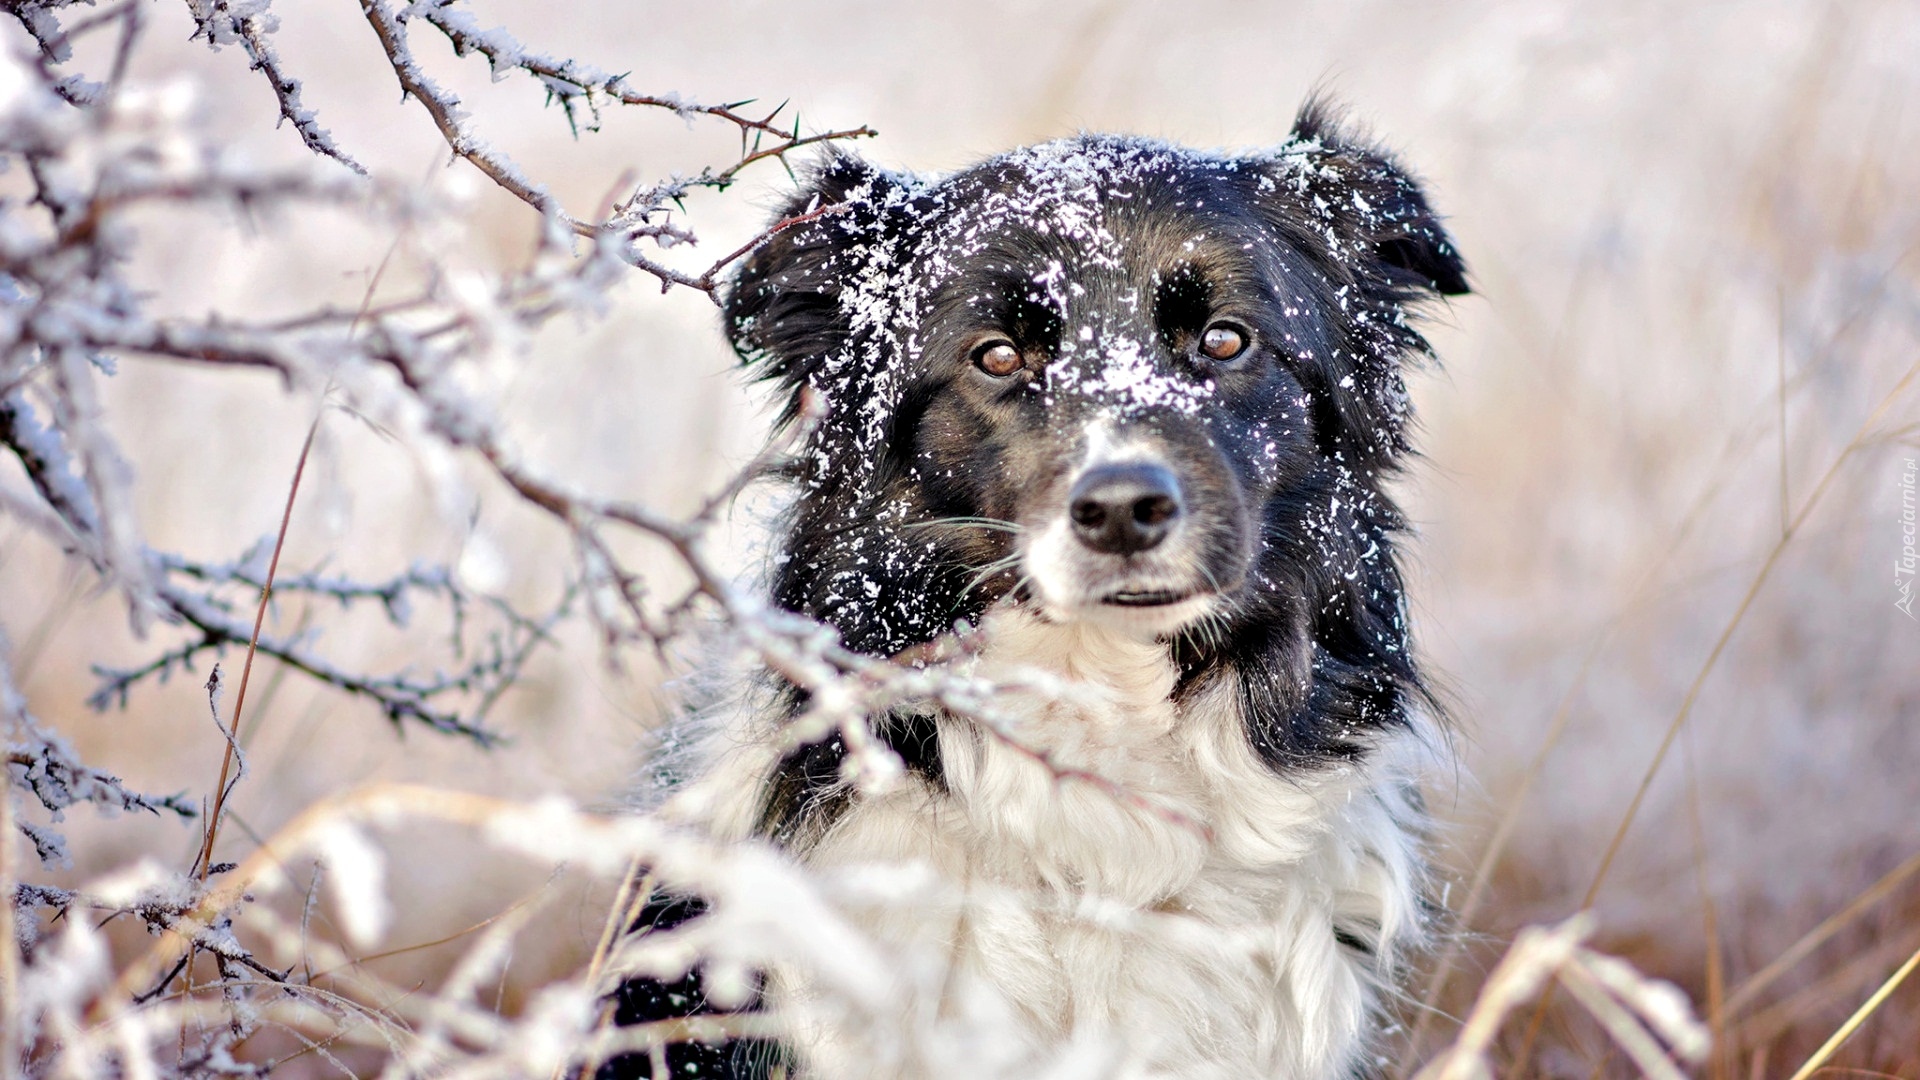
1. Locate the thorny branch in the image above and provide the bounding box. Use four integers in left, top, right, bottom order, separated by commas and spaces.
0, 0, 911, 1072
185, 0, 369, 175
358, 0, 874, 295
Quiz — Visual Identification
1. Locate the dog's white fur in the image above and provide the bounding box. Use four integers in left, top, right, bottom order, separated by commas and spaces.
664, 604, 1429, 1079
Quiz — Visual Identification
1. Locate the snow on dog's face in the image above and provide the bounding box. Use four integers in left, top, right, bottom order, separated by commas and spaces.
726, 111, 1466, 659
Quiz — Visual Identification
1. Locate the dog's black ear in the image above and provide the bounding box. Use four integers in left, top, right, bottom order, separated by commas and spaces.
1251, 100, 1467, 465
1279, 98, 1469, 299
724, 152, 907, 425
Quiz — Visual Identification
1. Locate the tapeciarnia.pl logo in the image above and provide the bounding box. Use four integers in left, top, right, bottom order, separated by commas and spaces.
1899, 457, 1917, 619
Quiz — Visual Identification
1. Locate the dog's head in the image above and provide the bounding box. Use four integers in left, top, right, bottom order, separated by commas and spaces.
726, 102, 1465, 664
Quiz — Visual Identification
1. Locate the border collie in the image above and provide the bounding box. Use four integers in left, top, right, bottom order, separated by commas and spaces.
606, 99, 1468, 1080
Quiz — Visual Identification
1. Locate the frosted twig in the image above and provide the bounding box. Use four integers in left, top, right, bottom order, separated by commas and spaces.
160, 548, 460, 628
357, 0, 874, 298
409, 0, 874, 148
4, 0, 129, 107
4, 626, 197, 871
408, 0, 877, 192
358, 0, 561, 215
81, 578, 571, 746
185, 0, 370, 174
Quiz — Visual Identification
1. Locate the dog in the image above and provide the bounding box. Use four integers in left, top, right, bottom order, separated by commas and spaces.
603, 99, 1468, 1080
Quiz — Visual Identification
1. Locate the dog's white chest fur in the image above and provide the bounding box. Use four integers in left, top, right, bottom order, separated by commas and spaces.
782, 608, 1425, 1080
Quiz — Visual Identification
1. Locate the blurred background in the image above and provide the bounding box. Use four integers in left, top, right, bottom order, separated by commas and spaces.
3, 0, 1917, 1074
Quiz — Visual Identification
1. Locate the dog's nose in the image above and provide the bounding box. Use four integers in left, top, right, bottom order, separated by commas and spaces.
1068, 463, 1183, 555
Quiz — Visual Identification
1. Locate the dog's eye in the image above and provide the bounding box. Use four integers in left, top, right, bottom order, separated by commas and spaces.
1199, 323, 1249, 362
973, 340, 1023, 377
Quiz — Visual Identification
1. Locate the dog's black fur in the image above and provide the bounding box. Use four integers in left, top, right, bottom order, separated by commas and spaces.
602, 100, 1466, 1080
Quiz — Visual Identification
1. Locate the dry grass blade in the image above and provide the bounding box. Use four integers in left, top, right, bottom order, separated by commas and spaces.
1683, 739, 1730, 1080
1735, 931, 1920, 1051
569, 862, 656, 1080
1726, 851, 1920, 1016
1415, 918, 1594, 1080
192, 415, 320, 881
309, 877, 559, 982
1555, 962, 1691, 1080
1412, 915, 1707, 1080
1785, 943, 1920, 1080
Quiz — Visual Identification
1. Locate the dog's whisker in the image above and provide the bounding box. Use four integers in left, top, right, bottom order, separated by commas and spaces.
961, 554, 1024, 599
1189, 608, 1225, 653
903, 516, 1025, 535
1195, 563, 1224, 595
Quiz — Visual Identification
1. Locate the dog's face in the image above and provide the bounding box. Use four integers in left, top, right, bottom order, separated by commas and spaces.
728, 109, 1466, 659
897, 151, 1332, 637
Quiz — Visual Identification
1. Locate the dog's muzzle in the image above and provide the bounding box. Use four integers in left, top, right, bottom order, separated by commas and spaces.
1017, 446, 1222, 629
1068, 462, 1184, 556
